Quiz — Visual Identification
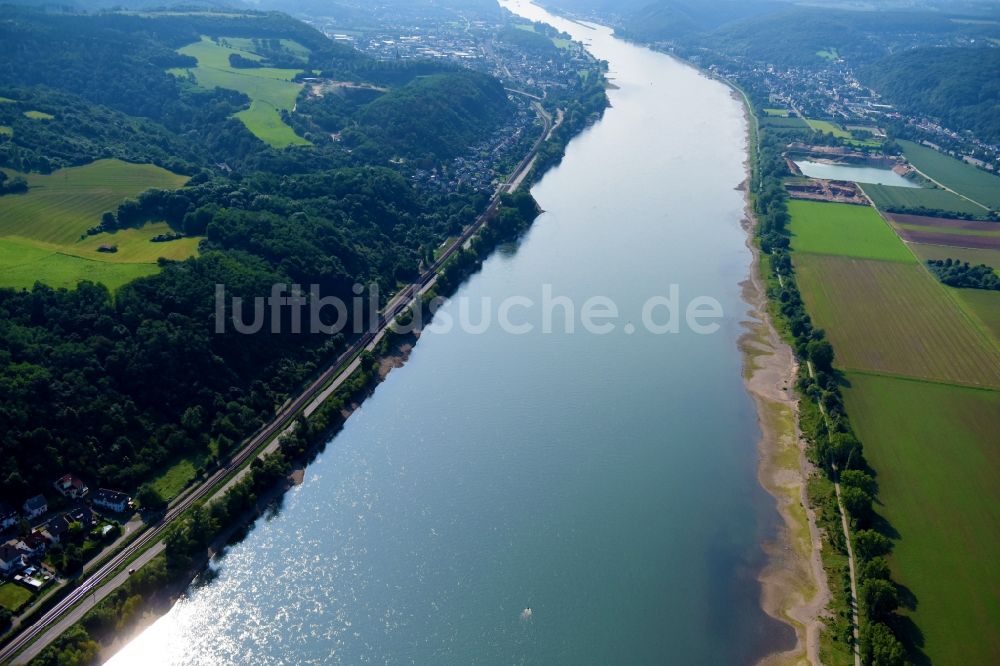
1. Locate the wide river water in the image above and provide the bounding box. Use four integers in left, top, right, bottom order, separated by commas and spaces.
107, 2, 792, 663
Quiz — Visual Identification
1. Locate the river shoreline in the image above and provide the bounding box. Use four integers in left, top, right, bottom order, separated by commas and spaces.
733, 92, 828, 665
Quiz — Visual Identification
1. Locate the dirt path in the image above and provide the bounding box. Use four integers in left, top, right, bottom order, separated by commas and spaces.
833, 467, 863, 666
807, 363, 862, 666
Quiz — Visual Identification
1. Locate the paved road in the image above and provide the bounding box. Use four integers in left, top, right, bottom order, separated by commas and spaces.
0, 101, 553, 666
13, 545, 165, 665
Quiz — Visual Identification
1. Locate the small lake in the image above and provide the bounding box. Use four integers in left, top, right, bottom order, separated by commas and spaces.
794, 160, 922, 188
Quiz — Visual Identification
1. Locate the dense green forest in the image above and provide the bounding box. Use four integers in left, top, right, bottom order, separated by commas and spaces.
351, 71, 512, 162
0, 7, 517, 506
862, 47, 1000, 145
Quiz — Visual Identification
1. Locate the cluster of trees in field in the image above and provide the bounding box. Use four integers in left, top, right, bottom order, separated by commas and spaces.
862, 48, 1000, 146
748, 93, 910, 665
0, 170, 27, 195
927, 258, 1000, 291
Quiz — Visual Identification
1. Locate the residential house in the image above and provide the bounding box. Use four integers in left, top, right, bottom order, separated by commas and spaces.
22, 495, 47, 520
66, 506, 94, 528
0, 543, 26, 575
43, 515, 70, 544
16, 533, 47, 558
92, 489, 131, 514
0, 502, 17, 530
53, 474, 89, 499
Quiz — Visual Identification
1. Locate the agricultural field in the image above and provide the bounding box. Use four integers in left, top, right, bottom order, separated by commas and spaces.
908, 242, 1000, 270
805, 118, 850, 139
952, 288, 1000, 340
0, 125, 10, 136
793, 253, 1000, 387
0, 160, 187, 244
900, 139, 1000, 210
861, 182, 990, 218
788, 200, 912, 262
816, 48, 839, 61
842, 373, 1000, 666
170, 36, 310, 148
0, 159, 197, 290
0, 238, 160, 291
887, 214, 1000, 250
763, 108, 790, 117
22, 110, 54, 120
805, 118, 879, 147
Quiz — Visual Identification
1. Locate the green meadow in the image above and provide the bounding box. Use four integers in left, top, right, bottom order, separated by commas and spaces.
150, 449, 212, 501
952, 288, 1000, 340
171, 36, 310, 148
23, 110, 54, 120
788, 200, 912, 262
0, 583, 33, 612
0, 159, 198, 290
0, 238, 160, 291
900, 139, 1000, 210
805, 118, 878, 146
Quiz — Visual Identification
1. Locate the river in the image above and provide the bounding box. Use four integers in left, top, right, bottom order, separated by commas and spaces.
106, 2, 792, 663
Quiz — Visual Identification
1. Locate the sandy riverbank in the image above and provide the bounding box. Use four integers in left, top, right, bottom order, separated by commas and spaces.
734, 93, 829, 666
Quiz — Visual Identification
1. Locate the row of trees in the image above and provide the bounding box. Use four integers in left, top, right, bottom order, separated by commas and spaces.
748, 97, 910, 665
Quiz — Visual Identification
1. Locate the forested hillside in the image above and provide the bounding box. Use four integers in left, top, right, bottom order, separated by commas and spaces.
0, 7, 512, 504
862, 47, 1000, 145
617, 0, 786, 42
352, 71, 512, 162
